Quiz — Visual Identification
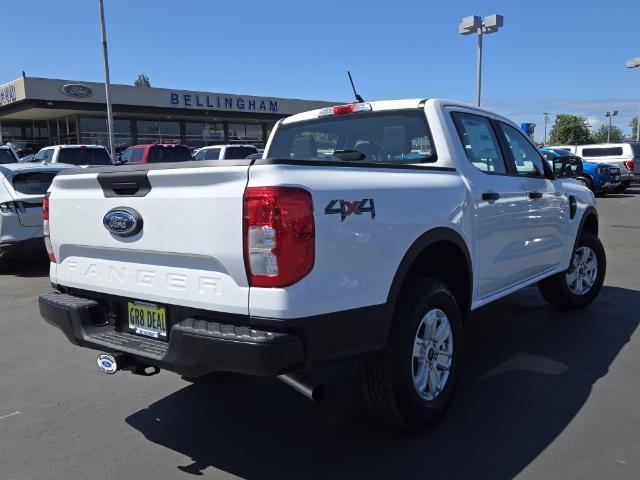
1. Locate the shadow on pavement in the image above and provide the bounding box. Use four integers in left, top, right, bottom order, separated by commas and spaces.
0, 255, 49, 277
126, 285, 639, 479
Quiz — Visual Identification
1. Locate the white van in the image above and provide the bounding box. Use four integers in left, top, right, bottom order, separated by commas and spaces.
575, 143, 640, 192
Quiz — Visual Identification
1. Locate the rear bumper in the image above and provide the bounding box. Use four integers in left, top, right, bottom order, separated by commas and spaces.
39, 290, 393, 377
0, 236, 44, 253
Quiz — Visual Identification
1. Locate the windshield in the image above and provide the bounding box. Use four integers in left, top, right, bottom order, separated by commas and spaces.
148, 146, 192, 163
58, 148, 112, 166
267, 110, 436, 164
0, 149, 17, 164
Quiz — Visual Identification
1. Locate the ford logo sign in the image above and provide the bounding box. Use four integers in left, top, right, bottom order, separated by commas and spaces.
103, 208, 143, 237
60, 83, 94, 98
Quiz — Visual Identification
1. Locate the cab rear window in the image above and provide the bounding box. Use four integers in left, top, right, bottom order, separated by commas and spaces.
148, 146, 192, 163
12, 172, 57, 195
58, 148, 112, 166
267, 111, 436, 164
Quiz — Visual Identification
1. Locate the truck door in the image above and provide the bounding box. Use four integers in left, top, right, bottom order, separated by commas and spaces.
450, 111, 532, 299
497, 122, 569, 277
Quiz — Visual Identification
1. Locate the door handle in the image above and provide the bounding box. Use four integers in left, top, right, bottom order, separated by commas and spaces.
529, 191, 543, 199
482, 192, 501, 201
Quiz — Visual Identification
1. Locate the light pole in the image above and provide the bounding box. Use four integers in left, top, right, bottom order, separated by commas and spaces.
543, 112, 550, 145
627, 57, 640, 141
459, 14, 504, 107
98, 0, 115, 159
605, 111, 618, 143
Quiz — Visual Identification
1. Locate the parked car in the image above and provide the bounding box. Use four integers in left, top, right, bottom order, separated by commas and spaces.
193, 144, 258, 160
39, 99, 605, 430
31, 145, 114, 167
574, 143, 640, 193
19, 154, 36, 163
0, 162, 71, 270
120, 144, 192, 164
540, 147, 621, 195
0, 145, 20, 164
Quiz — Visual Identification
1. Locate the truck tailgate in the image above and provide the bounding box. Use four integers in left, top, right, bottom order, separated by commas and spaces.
48, 165, 250, 315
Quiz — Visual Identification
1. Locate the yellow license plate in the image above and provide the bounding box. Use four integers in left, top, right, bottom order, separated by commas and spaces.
128, 301, 167, 339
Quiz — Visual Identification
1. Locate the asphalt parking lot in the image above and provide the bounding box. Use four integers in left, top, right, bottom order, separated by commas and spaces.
1, 190, 639, 480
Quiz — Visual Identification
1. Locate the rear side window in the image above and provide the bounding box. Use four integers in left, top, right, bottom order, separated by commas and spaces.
203, 148, 221, 160
0, 149, 17, 164
12, 172, 57, 195
148, 146, 192, 163
581, 147, 624, 157
58, 148, 112, 166
499, 122, 546, 177
451, 112, 507, 174
267, 111, 436, 164
35, 149, 54, 163
224, 147, 255, 159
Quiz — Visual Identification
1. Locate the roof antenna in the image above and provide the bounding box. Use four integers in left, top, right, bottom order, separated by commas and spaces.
347, 71, 365, 103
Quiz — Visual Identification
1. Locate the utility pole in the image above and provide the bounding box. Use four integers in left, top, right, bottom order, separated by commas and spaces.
605, 111, 618, 143
543, 112, 550, 145
626, 57, 640, 141
98, 0, 115, 159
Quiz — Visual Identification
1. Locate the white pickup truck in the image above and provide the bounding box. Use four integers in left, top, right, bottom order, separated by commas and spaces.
39, 99, 606, 429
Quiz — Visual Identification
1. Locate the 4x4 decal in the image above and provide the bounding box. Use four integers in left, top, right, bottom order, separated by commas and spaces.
324, 198, 375, 221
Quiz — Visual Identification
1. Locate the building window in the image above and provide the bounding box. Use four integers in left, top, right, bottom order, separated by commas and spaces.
79, 116, 132, 150
136, 119, 180, 144
228, 122, 263, 142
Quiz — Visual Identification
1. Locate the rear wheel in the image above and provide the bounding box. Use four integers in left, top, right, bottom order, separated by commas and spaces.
538, 231, 606, 309
360, 278, 462, 430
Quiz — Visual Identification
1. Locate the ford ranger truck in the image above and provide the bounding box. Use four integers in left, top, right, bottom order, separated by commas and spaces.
39, 99, 606, 430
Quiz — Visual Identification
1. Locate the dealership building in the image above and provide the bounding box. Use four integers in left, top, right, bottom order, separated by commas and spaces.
0, 76, 336, 152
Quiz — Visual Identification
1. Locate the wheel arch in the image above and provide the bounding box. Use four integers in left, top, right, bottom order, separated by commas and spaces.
387, 227, 473, 318
573, 206, 599, 252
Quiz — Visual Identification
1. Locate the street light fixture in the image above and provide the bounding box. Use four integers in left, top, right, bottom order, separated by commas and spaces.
605, 111, 618, 143
626, 57, 640, 141
459, 14, 504, 107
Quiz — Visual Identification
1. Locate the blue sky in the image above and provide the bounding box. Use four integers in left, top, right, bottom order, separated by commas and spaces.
1, 0, 639, 141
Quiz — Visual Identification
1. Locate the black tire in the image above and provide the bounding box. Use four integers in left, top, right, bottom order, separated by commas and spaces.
611, 183, 628, 194
538, 231, 606, 309
360, 277, 463, 430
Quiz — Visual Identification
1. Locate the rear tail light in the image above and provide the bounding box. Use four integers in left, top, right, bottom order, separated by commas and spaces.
43, 192, 56, 263
243, 187, 314, 287
0, 201, 26, 214
623, 160, 635, 171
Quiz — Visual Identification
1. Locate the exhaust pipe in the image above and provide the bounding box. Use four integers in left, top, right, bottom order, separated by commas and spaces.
277, 372, 326, 402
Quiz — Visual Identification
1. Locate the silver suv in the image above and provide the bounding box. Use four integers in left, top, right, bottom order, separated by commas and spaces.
0, 162, 71, 270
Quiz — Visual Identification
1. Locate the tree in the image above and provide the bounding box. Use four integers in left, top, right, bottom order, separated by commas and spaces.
630, 116, 639, 140
548, 114, 592, 145
134, 74, 151, 87
591, 124, 624, 143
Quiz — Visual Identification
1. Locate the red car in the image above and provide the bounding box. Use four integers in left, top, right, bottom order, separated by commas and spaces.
119, 144, 192, 164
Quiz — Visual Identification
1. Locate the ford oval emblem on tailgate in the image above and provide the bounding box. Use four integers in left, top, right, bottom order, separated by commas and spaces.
103, 208, 143, 237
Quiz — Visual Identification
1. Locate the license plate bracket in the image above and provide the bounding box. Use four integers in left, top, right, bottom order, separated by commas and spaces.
127, 300, 168, 340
